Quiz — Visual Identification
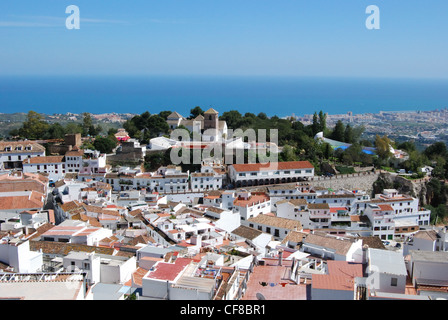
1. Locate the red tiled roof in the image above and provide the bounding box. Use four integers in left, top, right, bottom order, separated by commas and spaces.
0, 191, 44, 210
312, 261, 363, 291
145, 258, 191, 282
233, 194, 269, 207
378, 204, 394, 212
231, 161, 314, 172
24, 156, 64, 164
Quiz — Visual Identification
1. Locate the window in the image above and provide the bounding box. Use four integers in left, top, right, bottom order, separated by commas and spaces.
391, 278, 398, 287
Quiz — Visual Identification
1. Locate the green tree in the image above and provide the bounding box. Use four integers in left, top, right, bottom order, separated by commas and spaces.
220, 110, 243, 129
158, 110, 172, 120
344, 124, 354, 143
257, 112, 268, 120
312, 112, 320, 136
330, 120, 345, 142
123, 112, 169, 143
279, 145, 297, 162
16, 111, 49, 140
374, 134, 393, 162
424, 141, 448, 160
318, 110, 327, 133
44, 123, 66, 139
93, 136, 117, 154
189, 106, 204, 119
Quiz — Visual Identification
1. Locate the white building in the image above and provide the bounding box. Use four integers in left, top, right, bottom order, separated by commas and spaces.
0, 238, 43, 273
232, 190, 271, 221
403, 228, 448, 255
268, 184, 321, 210
407, 250, 448, 298
141, 257, 218, 300
307, 203, 331, 229
301, 233, 364, 262
22, 155, 65, 181
105, 166, 189, 193
167, 108, 228, 142
190, 165, 224, 192
40, 221, 113, 246
63, 251, 136, 286
366, 248, 407, 295
364, 203, 396, 241
228, 161, 315, 188
0, 141, 46, 170
311, 260, 364, 300
244, 214, 302, 241
362, 189, 430, 227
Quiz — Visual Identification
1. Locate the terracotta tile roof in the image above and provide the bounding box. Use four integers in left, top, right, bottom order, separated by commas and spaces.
0, 191, 44, 210
233, 194, 269, 207
304, 233, 354, 256
129, 235, 156, 246
281, 230, 308, 245
276, 199, 308, 206
23, 155, 64, 164
248, 214, 302, 231
308, 203, 330, 210
312, 261, 363, 291
0, 141, 45, 154
0, 179, 46, 194
231, 225, 264, 241
145, 257, 192, 282
359, 236, 386, 249
377, 204, 394, 211
60, 200, 83, 212
127, 267, 149, 287
65, 146, 84, 157
231, 161, 314, 172
71, 213, 102, 227
413, 230, 439, 241
29, 240, 115, 256
27, 223, 56, 240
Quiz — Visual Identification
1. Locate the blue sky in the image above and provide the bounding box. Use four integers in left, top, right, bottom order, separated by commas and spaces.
1, 0, 447, 78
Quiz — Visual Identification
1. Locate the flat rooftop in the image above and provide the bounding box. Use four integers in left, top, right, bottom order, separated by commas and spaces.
241, 265, 308, 300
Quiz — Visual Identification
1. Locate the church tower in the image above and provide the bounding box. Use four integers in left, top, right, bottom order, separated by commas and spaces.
203, 108, 219, 130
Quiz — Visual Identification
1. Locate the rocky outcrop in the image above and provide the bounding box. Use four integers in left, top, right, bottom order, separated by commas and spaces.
372, 172, 428, 205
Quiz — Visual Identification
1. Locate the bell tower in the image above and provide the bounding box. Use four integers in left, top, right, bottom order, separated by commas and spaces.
203, 108, 219, 130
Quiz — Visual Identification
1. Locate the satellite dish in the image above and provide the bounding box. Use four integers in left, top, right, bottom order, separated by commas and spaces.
256, 293, 266, 300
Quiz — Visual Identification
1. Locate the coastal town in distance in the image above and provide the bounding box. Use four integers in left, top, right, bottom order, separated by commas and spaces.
0, 106, 447, 303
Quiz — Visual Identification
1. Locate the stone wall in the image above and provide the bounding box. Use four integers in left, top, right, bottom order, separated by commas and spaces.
308, 171, 380, 194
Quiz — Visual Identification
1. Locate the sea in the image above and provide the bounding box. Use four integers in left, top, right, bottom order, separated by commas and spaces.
1, 75, 448, 117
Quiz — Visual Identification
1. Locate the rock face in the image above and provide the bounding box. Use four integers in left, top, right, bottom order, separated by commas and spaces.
43, 189, 68, 225
372, 173, 428, 205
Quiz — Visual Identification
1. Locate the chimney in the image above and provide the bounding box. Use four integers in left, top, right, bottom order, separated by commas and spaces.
278, 249, 283, 266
